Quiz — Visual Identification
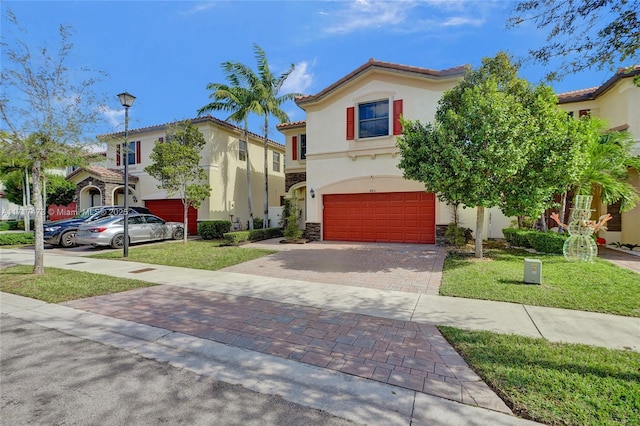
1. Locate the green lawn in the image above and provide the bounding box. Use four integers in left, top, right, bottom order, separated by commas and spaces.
87, 239, 276, 270
440, 326, 640, 426
440, 248, 640, 317
0, 265, 155, 303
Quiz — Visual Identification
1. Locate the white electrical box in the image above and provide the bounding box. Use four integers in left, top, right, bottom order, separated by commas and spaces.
524, 258, 542, 284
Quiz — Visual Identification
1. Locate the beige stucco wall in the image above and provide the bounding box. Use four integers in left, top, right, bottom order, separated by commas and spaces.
103, 120, 285, 229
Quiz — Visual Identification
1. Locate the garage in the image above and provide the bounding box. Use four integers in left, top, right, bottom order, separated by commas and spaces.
323, 192, 436, 244
145, 200, 198, 235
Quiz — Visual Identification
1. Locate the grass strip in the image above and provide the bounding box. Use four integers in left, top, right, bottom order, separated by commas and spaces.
87, 240, 276, 271
0, 265, 155, 303
441, 248, 640, 317
440, 326, 640, 426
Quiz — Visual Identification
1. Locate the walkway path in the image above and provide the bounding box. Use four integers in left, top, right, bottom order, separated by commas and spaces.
2, 243, 639, 425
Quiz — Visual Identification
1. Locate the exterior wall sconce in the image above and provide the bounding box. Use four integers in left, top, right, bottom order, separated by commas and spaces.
310, 188, 315, 198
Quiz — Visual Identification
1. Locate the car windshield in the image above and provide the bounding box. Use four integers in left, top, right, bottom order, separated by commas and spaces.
88, 216, 123, 226
74, 208, 99, 220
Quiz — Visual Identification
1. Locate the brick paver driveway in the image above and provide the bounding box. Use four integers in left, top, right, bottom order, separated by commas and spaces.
220, 240, 446, 294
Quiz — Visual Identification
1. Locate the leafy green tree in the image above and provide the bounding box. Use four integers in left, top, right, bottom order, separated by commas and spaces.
144, 120, 211, 243
222, 44, 300, 227
0, 11, 106, 273
508, 0, 640, 83
2, 171, 75, 207
198, 77, 260, 229
398, 52, 583, 258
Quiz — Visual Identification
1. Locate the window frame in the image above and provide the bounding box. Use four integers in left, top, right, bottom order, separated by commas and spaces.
273, 151, 281, 172
299, 134, 307, 160
239, 139, 247, 161
358, 99, 390, 139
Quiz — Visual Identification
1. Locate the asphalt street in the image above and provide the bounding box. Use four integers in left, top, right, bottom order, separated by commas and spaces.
0, 315, 355, 426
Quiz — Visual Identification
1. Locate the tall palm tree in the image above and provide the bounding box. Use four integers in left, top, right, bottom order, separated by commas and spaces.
223, 44, 300, 227
198, 82, 260, 229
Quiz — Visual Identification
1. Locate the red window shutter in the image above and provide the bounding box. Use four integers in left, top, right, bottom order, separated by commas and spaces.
136, 141, 141, 164
116, 144, 121, 166
346, 107, 355, 140
292, 136, 298, 160
393, 99, 403, 135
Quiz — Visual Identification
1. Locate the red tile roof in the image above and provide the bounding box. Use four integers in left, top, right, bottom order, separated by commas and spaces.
557, 65, 640, 103
66, 166, 139, 183
99, 115, 284, 149
276, 120, 306, 130
295, 58, 468, 107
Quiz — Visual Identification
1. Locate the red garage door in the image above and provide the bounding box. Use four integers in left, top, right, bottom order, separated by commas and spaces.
145, 200, 198, 235
323, 192, 435, 244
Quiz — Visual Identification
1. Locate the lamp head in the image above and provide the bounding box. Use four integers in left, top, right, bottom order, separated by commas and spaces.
117, 92, 136, 108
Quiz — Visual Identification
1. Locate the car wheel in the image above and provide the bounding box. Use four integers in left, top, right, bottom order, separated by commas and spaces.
172, 227, 184, 240
59, 231, 77, 248
111, 234, 127, 249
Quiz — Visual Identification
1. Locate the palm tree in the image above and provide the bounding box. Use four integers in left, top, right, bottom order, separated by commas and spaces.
574, 126, 640, 213
198, 82, 260, 229
223, 44, 300, 227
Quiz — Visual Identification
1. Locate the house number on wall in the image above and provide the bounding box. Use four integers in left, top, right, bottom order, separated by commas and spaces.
369, 189, 376, 193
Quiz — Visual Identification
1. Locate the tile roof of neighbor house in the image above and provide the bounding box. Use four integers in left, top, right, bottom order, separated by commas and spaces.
276, 120, 307, 130
294, 58, 469, 108
557, 65, 640, 103
66, 166, 139, 183
99, 115, 284, 149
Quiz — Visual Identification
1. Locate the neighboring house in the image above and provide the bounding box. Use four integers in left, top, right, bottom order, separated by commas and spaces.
557, 66, 640, 246
278, 59, 639, 245
66, 116, 286, 234
277, 59, 511, 244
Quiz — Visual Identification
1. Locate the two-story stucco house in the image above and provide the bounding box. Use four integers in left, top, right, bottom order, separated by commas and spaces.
67, 115, 286, 234
278, 60, 639, 245
557, 66, 640, 246
277, 59, 513, 244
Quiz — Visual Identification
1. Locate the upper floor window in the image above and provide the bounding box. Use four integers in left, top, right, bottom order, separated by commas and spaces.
273, 151, 281, 172
346, 99, 402, 140
359, 100, 389, 138
579, 109, 591, 118
292, 134, 307, 161
116, 140, 141, 166
239, 140, 247, 161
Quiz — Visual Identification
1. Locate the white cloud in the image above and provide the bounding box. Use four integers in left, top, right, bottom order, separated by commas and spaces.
320, 0, 496, 35
280, 61, 314, 95
99, 105, 124, 130
180, 2, 216, 16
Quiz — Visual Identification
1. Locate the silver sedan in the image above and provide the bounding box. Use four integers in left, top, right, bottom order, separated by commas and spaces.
76, 214, 184, 248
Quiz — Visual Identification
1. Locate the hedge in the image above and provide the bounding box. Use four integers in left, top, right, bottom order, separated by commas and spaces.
502, 228, 568, 254
223, 227, 283, 245
198, 220, 231, 240
0, 232, 35, 245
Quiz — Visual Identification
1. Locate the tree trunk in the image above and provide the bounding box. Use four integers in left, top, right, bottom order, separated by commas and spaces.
32, 160, 45, 274
559, 191, 567, 233
517, 215, 523, 228
540, 211, 547, 232
263, 118, 269, 228
475, 206, 484, 258
183, 199, 188, 244
244, 124, 253, 231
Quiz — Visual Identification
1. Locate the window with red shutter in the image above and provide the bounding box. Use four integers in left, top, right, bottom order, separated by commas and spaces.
292, 135, 298, 160
346, 107, 355, 140
136, 140, 141, 164
393, 99, 403, 135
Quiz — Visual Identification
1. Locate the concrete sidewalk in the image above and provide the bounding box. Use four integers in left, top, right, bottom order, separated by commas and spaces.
1, 246, 638, 425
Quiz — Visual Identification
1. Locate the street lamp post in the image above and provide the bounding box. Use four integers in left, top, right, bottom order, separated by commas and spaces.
117, 92, 136, 258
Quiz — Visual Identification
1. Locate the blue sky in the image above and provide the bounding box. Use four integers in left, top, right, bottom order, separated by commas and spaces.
1, 0, 628, 144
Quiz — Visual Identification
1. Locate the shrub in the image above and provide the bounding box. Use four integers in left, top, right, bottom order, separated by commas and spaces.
445, 222, 472, 247
7, 220, 19, 230
223, 227, 283, 245
198, 221, 231, 240
0, 222, 10, 231
525, 231, 568, 254
502, 228, 535, 248
0, 232, 34, 245
250, 217, 264, 229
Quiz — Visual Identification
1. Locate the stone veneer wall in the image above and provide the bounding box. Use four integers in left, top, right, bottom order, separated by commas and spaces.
304, 222, 321, 241
285, 172, 306, 192
435, 224, 447, 245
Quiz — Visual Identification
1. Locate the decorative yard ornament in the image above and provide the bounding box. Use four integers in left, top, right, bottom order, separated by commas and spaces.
551, 195, 612, 262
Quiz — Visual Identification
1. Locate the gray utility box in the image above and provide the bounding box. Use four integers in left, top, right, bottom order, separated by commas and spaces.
524, 258, 542, 284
